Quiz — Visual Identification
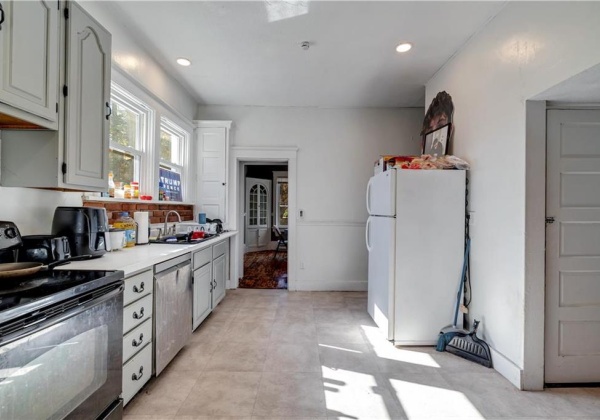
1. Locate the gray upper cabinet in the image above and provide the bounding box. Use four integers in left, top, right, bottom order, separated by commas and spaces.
64, 1, 111, 189
0, 0, 59, 128
0, 0, 111, 191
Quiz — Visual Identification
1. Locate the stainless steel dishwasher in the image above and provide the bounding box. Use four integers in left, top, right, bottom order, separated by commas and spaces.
154, 254, 192, 375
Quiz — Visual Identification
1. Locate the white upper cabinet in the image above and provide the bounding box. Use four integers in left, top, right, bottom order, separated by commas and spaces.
0, 0, 59, 128
195, 121, 231, 222
63, 1, 111, 189
0, 0, 111, 192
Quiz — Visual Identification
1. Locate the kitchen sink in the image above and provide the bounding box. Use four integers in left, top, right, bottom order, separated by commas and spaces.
150, 233, 219, 245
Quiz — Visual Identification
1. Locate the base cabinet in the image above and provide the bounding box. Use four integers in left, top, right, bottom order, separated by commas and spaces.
193, 262, 212, 330
192, 238, 229, 331
121, 269, 153, 406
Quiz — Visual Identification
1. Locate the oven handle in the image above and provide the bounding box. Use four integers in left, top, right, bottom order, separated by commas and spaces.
1, 284, 124, 346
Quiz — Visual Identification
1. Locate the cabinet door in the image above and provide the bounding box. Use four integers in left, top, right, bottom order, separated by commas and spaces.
196, 127, 227, 221
63, 2, 111, 189
213, 254, 226, 306
193, 263, 213, 330
0, 0, 58, 123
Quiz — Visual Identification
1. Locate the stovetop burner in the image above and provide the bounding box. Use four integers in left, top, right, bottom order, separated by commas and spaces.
0, 270, 118, 313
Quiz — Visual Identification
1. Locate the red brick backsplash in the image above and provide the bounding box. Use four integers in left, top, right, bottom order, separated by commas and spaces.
83, 201, 194, 225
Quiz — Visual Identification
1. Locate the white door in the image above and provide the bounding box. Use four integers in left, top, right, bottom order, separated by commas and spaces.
196, 127, 227, 221
367, 215, 395, 340
0, 0, 59, 124
64, 2, 111, 189
245, 178, 271, 249
545, 109, 600, 383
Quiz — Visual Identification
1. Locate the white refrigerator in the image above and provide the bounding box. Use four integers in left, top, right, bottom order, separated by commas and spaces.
366, 169, 466, 345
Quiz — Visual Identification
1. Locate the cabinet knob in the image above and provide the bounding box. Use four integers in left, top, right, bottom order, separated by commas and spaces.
132, 333, 144, 347
133, 307, 145, 319
132, 366, 144, 381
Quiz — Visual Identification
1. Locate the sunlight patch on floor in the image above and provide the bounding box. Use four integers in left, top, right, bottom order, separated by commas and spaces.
390, 378, 485, 419
361, 325, 440, 368
322, 368, 403, 419
319, 343, 363, 354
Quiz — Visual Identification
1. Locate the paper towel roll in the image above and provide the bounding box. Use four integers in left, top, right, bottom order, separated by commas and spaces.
134, 211, 149, 244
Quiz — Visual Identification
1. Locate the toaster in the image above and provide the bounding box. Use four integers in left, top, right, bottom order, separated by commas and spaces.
51, 207, 108, 258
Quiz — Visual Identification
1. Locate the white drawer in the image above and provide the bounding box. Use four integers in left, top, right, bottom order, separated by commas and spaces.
123, 269, 153, 306
122, 343, 152, 406
193, 247, 211, 270
123, 294, 153, 334
123, 318, 153, 364
212, 240, 227, 259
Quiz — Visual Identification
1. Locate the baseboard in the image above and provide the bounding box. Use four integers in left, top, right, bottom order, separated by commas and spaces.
294, 280, 367, 291
490, 346, 523, 389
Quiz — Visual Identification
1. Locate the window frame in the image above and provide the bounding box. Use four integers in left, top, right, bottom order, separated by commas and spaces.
273, 171, 289, 228
108, 83, 153, 186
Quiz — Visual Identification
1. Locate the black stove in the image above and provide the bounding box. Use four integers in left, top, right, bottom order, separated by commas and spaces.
0, 269, 123, 326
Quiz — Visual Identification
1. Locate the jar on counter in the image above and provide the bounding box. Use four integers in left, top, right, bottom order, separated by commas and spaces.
131, 181, 140, 199
123, 184, 132, 199
113, 212, 136, 247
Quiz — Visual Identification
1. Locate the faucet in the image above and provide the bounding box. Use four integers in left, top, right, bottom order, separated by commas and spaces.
163, 211, 182, 236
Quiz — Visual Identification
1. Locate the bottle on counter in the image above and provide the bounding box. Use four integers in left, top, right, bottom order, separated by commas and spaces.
108, 171, 115, 197
113, 212, 136, 247
123, 184, 133, 199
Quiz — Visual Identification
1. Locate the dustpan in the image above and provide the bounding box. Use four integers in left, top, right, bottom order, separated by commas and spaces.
446, 320, 492, 368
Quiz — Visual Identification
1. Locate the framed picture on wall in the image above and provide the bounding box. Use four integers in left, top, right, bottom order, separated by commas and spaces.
422, 123, 451, 156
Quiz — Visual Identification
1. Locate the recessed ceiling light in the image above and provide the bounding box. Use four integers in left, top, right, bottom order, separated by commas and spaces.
396, 43, 412, 53
176, 58, 191, 67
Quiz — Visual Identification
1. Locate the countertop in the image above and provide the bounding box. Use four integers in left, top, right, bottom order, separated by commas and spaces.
56, 231, 237, 277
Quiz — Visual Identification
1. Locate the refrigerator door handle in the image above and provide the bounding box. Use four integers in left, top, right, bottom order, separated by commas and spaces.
366, 177, 373, 214
365, 216, 372, 252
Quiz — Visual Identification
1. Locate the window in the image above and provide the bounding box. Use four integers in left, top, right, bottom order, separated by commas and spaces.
276, 178, 288, 227
160, 118, 186, 172
109, 84, 152, 187
105, 73, 193, 202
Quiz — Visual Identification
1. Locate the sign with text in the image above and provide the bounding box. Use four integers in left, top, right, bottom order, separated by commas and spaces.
159, 168, 182, 201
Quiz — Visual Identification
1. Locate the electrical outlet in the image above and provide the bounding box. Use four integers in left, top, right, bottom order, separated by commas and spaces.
299, 261, 305, 269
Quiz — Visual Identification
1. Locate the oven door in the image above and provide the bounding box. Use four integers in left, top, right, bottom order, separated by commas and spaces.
0, 285, 124, 420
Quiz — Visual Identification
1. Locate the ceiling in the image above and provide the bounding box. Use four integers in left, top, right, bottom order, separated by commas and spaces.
109, 1, 504, 108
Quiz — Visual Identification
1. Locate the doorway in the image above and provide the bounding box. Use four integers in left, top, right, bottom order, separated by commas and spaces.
228, 146, 298, 290
240, 164, 288, 289
544, 108, 600, 383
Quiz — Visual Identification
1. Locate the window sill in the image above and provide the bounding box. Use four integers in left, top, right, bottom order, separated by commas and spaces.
82, 195, 194, 206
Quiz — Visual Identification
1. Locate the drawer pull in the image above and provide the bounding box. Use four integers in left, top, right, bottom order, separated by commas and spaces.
212, 279, 217, 290
133, 282, 145, 293
131, 366, 144, 381
133, 307, 145, 319
132, 333, 144, 347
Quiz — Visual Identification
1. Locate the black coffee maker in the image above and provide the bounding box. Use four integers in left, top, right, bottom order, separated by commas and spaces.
0, 221, 23, 263
51, 207, 108, 258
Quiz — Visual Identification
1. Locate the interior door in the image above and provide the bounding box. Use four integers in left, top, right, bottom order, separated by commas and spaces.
245, 177, 271, 249
545, 109, 600, 383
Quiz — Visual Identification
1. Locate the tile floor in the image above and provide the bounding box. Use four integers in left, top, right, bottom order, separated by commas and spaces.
124, 289, 600, 420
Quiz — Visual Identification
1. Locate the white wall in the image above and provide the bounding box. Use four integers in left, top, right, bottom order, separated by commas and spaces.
425, 1, 600, 388
198, 106, 423, 290
0, 2, 197, 235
